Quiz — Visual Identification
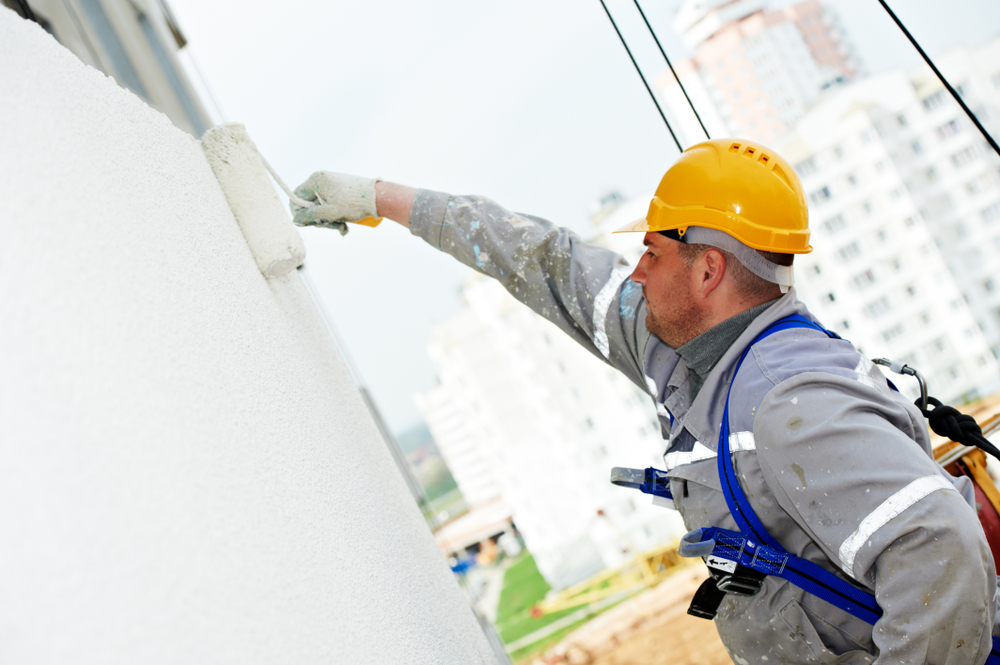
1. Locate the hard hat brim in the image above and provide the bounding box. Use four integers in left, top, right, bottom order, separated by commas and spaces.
612, 217, 654, 234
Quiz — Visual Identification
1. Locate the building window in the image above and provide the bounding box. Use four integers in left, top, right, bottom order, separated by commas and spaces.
823, 214, 847, 234
851, 269, 875, 289
897, 114, 908, 127
827, 292, 836, 302
810, 186, 832, 205
985, 279, 997, 294
864, 297, 891, 318
981, 201, 1000, 222
924, 167, 938, 182
861, 131, 873, 144
951, 146, 978, 168
912, 140, 924, 154
795, 157, 818, 177
78, 0, 149, 100
882, 325, 904, 342
922, 89, 947, 111
838, 241, 862, 262
967, 172, 996, 195
936, 119, 961, 140
903, 216, 916, 228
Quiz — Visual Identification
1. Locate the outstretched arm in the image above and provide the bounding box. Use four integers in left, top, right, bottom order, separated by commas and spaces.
290, 170, 654, 390
375, 181, 417, 227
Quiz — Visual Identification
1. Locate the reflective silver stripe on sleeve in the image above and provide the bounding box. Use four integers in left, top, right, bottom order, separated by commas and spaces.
664, 441, 713, 471
663, 432, 756, 471
730, 431, 756, 452
838, 474, 955, 578
592, 264, 633, 358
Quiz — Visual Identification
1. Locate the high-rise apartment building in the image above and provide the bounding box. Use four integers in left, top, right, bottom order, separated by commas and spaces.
417, 260, 684, 589
660, 0, 860, 146
774, 38, 1000, 401
4, 0, 210, 136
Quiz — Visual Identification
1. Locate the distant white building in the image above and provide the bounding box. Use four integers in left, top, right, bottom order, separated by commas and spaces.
774, 37, 1000, 402
660, 0, 861, 146
416, 237, 684, 588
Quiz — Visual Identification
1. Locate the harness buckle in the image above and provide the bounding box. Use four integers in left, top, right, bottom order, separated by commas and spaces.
716, 573, 764, 597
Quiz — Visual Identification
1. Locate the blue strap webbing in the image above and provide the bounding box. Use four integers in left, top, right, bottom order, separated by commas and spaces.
990, 636, 1000, 664
713, 314, 885, 625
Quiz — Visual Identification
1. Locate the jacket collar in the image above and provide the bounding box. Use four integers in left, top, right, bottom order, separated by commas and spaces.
669, 289, 810, 448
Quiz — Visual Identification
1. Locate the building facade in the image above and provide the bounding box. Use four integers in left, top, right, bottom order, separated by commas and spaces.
775, 38, 1000, 402
5, 0, 210, 136
661, 0, 860, 146
417, 254, 685, 589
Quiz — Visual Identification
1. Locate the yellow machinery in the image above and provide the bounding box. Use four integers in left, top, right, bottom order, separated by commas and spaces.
530, 539, 693, 618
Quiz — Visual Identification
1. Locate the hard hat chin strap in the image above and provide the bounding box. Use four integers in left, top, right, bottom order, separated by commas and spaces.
683, 227, 794, 294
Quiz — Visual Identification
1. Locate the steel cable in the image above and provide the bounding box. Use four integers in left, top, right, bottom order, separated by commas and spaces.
598, 0, 682, 152
877, 0, 1000, 158
632, 0, 710, 140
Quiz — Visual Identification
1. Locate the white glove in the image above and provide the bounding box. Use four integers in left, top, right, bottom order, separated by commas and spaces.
291, 171, 380, 235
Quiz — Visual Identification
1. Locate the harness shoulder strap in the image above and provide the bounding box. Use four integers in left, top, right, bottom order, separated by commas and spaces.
711, 314, 884, 624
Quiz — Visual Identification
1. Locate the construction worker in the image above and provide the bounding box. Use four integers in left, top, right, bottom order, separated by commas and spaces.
293, 138, 998, 664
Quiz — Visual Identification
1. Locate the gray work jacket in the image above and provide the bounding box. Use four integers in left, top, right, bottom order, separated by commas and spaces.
409, 189, 998, 664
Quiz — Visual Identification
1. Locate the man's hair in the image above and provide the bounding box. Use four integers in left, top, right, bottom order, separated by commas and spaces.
676, 243, 793, 300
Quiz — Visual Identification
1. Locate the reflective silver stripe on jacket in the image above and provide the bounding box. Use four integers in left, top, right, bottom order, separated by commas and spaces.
592, 264, 633, 359
838, 474, 955, 578
664, 432, 757, 471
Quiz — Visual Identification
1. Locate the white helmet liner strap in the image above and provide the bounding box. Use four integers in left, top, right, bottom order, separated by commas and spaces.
684, 227, 794, 294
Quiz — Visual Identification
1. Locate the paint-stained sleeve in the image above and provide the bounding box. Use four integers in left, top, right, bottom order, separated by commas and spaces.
753, 374, 996, 665
409, 189, 649, 390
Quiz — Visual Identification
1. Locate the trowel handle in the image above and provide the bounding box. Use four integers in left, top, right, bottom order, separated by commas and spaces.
353, 216, 383, 228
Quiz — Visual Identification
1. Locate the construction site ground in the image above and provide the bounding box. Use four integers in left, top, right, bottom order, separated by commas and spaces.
525, 567, 730, 665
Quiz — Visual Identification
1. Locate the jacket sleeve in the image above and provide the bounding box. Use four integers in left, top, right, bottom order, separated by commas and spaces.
408, 189, 650, 391
753, 373, 997, 665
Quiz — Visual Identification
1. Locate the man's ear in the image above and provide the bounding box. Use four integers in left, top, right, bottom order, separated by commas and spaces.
698, 248, 727, 298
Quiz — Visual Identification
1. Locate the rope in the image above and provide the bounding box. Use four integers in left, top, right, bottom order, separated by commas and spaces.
877, 0, 1000, 159
919, 396, 1000, 462
631, 0, 710, 140
598, 0, 682, 152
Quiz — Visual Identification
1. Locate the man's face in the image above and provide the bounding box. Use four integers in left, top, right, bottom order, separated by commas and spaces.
630, 232, 707, 348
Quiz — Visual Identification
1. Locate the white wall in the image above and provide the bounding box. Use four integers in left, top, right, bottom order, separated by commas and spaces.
0, 9, 495, 664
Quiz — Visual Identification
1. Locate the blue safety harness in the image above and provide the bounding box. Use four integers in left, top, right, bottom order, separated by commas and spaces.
627, 314, 1000, 662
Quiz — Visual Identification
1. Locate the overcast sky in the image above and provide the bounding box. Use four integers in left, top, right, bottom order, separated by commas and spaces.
169, 0, 1000, 433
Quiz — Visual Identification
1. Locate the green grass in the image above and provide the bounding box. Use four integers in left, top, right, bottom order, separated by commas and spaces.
496, 554, 549, 623
494, 555, 581, 647
493, 555, 638, 662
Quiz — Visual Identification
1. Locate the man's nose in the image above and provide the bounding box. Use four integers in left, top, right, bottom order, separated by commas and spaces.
630, 259, 647, 285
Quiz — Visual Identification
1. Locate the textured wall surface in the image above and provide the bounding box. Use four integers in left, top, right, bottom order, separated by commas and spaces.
0, 9, 494, 664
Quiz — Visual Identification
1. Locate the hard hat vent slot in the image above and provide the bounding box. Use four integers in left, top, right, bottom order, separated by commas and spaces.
743, 147, 756, 158
729, 143, 741, 153
759, 154, 770, 165
771, 163, 792, 188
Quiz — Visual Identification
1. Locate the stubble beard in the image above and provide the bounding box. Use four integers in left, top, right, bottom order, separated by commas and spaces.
644, 289, 708, 348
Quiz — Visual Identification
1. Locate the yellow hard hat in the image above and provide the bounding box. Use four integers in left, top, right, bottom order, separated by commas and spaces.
615, 138, 812, 254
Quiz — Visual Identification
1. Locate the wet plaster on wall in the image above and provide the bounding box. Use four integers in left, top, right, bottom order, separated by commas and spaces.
0, 8, 495, 664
